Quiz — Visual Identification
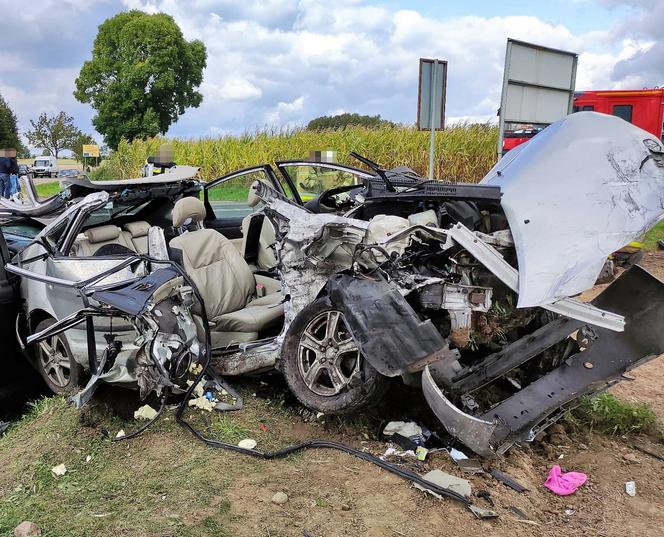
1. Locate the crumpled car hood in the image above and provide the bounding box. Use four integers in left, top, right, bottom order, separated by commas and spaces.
482, 112, 664, 307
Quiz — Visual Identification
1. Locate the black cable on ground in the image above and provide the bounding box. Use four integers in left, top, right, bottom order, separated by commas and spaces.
112, 256, 475, 512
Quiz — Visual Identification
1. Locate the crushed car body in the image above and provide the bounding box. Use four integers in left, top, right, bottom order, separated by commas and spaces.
2, 112, 664, 459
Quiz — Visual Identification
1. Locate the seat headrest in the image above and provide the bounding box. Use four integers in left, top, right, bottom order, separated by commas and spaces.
247, 181, 263, 208
172, 197, 206, 227
123, 221, 150, 238
85, 225, 120, 244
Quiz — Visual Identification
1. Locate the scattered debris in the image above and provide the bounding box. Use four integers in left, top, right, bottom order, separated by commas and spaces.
134, 404, 158, 421
188, 395, 216, 412
625, 481, 637, 497
414, 469, 471, 499
271, 491, 289, 505
564, 508, 575, 516
476, 490, 494, 507
510, 506, 530, 519
467, 505, 499, 519
0, 421, 10, 435
382, 421, 426, 447
238, 438, 257, 450
658, 239, 664, 250
544, 465, 587, 496
447, 447, 469, 461
490, 468, 527, 493
456, 458, 484, 474
115, 429, 126, 439
85, 455, 92, 463
632, 444, 664, 462
381, 447, 417, 460
415, 446, 428, 461
13, 521, 41, 537
51, 464, 67, 477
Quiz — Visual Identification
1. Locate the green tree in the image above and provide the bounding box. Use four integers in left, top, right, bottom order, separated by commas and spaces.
0, 92, 26, 151
25, 112, 81, 158
306, 113, 395, 131
74, 11, 207, 149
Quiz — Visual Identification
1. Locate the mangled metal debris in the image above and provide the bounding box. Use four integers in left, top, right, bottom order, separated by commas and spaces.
1, 111, 663, 468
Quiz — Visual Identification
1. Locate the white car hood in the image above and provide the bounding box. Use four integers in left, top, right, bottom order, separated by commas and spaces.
482, 112, 664, 307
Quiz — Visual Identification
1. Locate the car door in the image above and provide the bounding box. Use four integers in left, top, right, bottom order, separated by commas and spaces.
203, 165, 288, 239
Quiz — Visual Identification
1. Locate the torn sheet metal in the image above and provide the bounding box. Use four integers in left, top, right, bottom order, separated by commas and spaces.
327, 274, 447, 376
482, 112, 664, 307
423, 265, 664, 457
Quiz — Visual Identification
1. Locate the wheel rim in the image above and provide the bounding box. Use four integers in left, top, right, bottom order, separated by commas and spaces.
297, 310, 361, 396
38, 335, 71, 388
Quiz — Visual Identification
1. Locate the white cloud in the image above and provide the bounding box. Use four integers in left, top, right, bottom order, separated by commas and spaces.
0, 0, 662, 144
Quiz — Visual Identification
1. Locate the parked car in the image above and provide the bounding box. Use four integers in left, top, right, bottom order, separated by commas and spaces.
3, 113, 664, 458
57, 169, 80, 178
31, 156, 59, 178
17, 164, 31, 176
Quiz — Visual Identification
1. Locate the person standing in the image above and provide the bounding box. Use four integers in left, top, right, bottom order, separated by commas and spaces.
0, 148, 19, 198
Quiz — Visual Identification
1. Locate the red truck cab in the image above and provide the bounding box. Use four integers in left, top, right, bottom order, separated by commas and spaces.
573, 89, 664, 140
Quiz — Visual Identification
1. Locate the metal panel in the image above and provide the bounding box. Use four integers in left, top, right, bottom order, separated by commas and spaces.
417, 58, 447, 131
498, 39, 578, 158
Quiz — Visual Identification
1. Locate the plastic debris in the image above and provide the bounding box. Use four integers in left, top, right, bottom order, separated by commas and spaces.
0, 421, 10, 435
381, 447, 416, 460
625, 481, 636, 497
544, 465, 587, 496
238, 438, 257, 450
188, 395, 216, 412
115, 429, 126, 439
415, 446, 428, 461
382, 421, 427, 448
490, 468, 528, 492
447, 447, 469, 461
51, 464, 67, 477
85, 455, 92, 463
134, 404, 158, 421
414, 469, 471, 499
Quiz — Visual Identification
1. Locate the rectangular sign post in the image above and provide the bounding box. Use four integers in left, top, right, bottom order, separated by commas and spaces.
418, 58, 447, 179
82, 144, 100, 172
498, 39, 578, 159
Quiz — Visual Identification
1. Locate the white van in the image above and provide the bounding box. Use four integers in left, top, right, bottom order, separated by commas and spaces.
31, 156, 59, 178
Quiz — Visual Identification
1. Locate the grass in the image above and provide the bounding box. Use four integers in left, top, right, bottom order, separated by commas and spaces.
571, 392, 658, 436
643, 219, 664, 250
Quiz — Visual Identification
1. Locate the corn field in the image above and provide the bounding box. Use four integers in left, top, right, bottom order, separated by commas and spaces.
100, 123, 498, 183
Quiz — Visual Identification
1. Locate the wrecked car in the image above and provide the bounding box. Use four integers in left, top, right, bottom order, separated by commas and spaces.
3, 112, 664, 459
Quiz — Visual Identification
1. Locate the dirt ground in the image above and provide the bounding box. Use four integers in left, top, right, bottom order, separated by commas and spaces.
1, 254, 663, 537
175, 251, 664, 537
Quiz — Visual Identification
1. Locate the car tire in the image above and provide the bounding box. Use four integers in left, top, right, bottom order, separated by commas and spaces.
280, 297, 388, 414
33, 318, 84, 394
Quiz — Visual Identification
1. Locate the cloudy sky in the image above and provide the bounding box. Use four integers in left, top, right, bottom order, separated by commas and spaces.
0, 0, 662, 145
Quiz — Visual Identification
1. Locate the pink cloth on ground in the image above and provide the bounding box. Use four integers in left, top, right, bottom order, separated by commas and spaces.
544, 465, 587, 496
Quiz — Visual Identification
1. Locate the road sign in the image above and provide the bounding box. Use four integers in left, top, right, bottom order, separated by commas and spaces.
417, 58, 447, 179
417, 58, 447, 131
82, 144, 100, 158
498, 39, 578, 157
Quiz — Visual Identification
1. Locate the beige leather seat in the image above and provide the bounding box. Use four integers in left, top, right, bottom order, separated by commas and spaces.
169, 197, 284, 347
240, 213, 277, 270
73, 225, 137, 256
123, 221, 150, 253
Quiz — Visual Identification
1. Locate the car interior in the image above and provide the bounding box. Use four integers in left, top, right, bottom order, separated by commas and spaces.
67, 190, 284, 349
